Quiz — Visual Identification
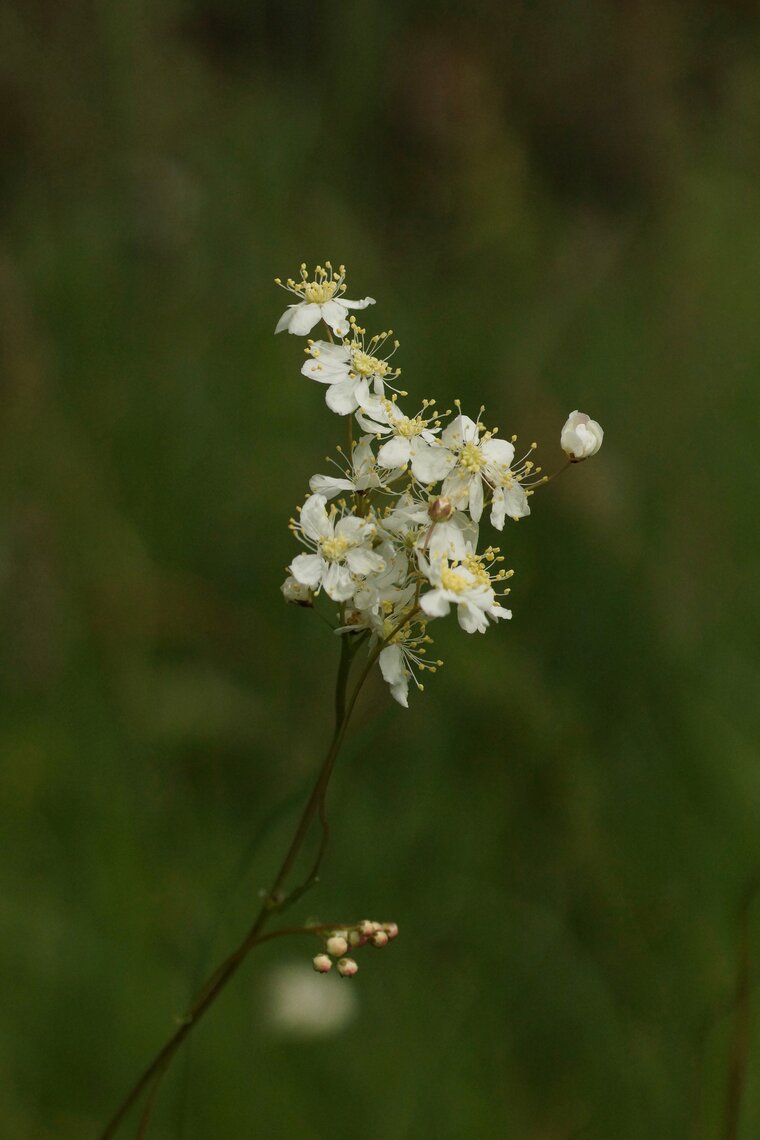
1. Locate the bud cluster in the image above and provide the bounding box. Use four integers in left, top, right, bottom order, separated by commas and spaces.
276, 263, 603, 706
312, 920, 399, 978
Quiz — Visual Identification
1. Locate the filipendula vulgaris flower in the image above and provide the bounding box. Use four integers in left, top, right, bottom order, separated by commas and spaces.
302, 319, 402, 415
357, 396, 458, 484
288, 493, 385, 602
419, 548, 513, 634
275, 262, 375, 338
276, 261, 604, 706
309, 435, 385, 501
437, 405, 534, 529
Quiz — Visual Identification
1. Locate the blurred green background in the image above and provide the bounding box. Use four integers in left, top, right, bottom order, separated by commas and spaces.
2, 2, 760, 1137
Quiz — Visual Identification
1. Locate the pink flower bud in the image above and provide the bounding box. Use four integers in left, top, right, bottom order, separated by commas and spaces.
428, 496, 453, 522
383, 922, 399, 940
371, 931, 389, 948
326, 935, 349, 957
337, 957, 359, 977
312, 954, 333, 973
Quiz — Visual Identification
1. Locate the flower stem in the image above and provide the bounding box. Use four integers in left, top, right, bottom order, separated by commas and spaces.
98, 634, 367, 1139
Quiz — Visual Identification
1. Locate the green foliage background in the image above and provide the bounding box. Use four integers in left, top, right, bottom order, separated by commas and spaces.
1, 2, 760, 1137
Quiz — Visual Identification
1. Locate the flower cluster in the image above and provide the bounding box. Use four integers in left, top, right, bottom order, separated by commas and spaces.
312, 919, 399, 978
277, 263, 603, 706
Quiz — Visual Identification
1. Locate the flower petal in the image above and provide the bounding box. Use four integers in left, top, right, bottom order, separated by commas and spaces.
468, 475, 484, 522
322, 562, 355, 601
309, 474, 355, 500
325, 379, 360, 415
320, 299, 350, 337
502, 482, 530, 520
299, 494, 331, 541
410, 440, 456, 483
345, 547, 385, 575
341, 296, 376, 311
290, 553, 324, 588
481, 438, 515, 467
457, 600, 488, 634
420, 589, 451, 619
379, 645, 409, 708
442, 414, 478, 449
287, 303, 322, 336
377, 436, 412, 470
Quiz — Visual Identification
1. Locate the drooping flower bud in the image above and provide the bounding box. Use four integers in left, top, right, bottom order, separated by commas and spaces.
312, 953, 333, 973
560, 411, 604, 461
428, 496, 453, 522
337, 957, 359, 977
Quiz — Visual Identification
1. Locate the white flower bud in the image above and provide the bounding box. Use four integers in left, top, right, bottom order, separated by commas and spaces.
383, 922, 399, 940
371, 930, 389, 948
560, 411, 603, 461
312, 954, 333, 973
326, 935, 349, 957
337, 957, 359, 977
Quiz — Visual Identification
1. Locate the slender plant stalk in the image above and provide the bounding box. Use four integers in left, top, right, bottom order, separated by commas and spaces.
723, 878, 758, 1140
98, 621, 402, 1139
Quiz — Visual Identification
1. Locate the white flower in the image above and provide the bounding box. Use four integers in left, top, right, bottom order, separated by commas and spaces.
560, 411, 604, 460
275, 263, 374, 338
309, 436, 385, 500
420, 555, 511, 634
289, 494, 385, 602
302, 329, 398, 415
348, 545, 414, 622
440, 413, 530, 529
374, 608, 441, 707
363, 399, 456, 484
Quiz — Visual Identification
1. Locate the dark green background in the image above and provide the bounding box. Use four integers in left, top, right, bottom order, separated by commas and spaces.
2, 2, 759, 1136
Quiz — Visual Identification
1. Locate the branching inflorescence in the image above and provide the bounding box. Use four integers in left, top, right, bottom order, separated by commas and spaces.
97, 262, 604, 1138
278, 261, 604, 710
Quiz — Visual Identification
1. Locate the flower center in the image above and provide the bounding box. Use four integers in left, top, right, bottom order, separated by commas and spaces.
396, 416, 425, 439
302, 279, 338, 304
460, 440, 484, 473
351, 350, 389, 377
462, 554, 490, 587
440, 566, 470, 594
320, 534, 350, 561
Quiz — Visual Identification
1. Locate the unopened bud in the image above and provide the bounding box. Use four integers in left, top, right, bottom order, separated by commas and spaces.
560, 411, 603, 461
428, 496, 453, 522
312, 954, 332, 973
371, 931, 389, 948
383, 922, 399, 940
326, 935, 349, 957
337, 957, 359, 977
